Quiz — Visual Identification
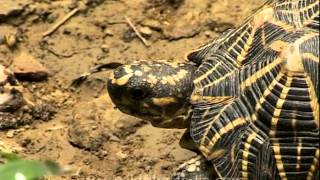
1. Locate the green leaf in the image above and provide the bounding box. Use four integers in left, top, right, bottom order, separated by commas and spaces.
0, 160, 61, 180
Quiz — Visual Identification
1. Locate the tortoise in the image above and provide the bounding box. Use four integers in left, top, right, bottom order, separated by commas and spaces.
72, 0, 319, 179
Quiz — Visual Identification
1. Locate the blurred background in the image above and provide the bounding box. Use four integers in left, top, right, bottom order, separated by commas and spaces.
0, 0, 263, 179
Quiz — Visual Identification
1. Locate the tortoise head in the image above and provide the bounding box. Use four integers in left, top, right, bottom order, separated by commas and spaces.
107, 61, 196, 128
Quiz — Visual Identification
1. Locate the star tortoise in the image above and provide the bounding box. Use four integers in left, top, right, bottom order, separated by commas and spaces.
72, 0, 319, 179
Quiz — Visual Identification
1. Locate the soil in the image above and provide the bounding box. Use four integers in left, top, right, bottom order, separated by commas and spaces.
0, 0, 263, 179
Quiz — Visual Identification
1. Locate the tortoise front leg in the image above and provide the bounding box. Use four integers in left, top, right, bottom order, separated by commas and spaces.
179, 129, 199, 152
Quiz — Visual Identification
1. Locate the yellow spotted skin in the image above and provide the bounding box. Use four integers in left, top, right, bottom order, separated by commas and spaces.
188, 0, 319, 179
108, 61, 196, 128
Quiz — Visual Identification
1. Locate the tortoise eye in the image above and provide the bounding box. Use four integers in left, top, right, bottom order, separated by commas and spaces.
129, 88, 148, 100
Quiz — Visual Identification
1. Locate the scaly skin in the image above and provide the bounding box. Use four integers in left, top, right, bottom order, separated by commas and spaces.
108, 60, 197, 128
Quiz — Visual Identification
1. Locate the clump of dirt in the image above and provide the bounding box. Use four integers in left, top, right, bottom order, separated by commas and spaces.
0, 103, 55, 129
0, 0, 263, 179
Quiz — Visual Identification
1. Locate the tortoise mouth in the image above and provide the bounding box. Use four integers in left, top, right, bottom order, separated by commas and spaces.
115, 103, 167, 126
115, 104, 161, 118
113, 101, 190, 128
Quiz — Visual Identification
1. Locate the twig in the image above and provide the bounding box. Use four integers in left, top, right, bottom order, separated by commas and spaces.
24, 97, 36, 107
125, 16, 150, 47
42, 8, 80, 38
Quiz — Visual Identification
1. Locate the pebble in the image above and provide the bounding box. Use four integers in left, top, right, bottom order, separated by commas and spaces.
204, 30, 212, 38
0, 93, 12, 105
63, 27, 72, 35
11, 51, 49, 81
101, 44, 110, 53
142, 19, 162, 31
115, 122, 124, 129
5, 34, 17, 47
116, 151, 127, 159
0, 1, 28, 20
139, 26, 152, 37
47, 13, 59, 24
122, 29, 136, 42
68, 123, 105, 151
179, 172, 186, 178
6, 130, 14, 138
186, 164, 197, 172
195, 160, 201, 166
103, 28, 114, 36
109, 134, 121, 142
0, 89, 24, 113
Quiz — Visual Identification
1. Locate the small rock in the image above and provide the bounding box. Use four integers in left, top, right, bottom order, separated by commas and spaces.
109, 134, 121, 142
195, 161, 201, 166
122, 28, 136, 43
63, 27, 72, 35
116, 151, 127, 159
30, 103, 56, 121
1, 63, 17, 86
45, 125, 64, 132
0, 88, 24, 112
78, 1, 88, 11
68, 121, 106, 151
115, 122, 124, 129
100, 44, 110, 53
204, 30, 212, 38
27, 14, 40, 23
139, 26, 153, 37
179, 172, 186, 178
6, 130, 14, 138
11, 51, 49, 81
186, 164, 197, 172
46, 13, 59, 24
5, 34, 17, 47
103, 28, 114, 36
0, 111, 33, 130
0, 93, 13, 107
68, 0, 78, 9
0, 1, 28, 21
141, 19, 162, 31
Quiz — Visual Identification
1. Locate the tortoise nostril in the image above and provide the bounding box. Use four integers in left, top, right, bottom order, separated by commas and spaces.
130, 88, 147, 100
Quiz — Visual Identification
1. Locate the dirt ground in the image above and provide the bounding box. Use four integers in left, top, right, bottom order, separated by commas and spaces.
0, 0, 263, 179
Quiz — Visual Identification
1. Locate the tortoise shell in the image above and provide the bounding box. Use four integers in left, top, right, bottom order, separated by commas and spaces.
188, 0, 319, 179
